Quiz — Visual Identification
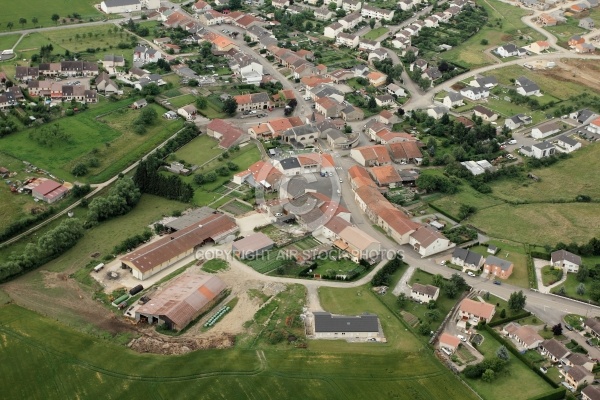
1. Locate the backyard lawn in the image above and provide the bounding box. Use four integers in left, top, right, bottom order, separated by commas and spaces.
0, 34, 21, 50
166, 94, 197, 109
174, 134, 224, 166
464, 330, 554, 400
551, 274, 595, 304
469, 240, 530, 288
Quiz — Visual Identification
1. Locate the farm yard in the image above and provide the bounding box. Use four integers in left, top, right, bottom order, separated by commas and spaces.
0, 100, 184, 184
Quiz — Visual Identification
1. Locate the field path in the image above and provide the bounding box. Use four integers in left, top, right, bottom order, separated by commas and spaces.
11, 34, 25, 50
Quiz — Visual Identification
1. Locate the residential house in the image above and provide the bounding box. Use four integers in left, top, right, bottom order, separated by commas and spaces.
443, 91, 464, 108
484, 255, 514, 279
531, 121, 561, 139
15, 66, 39, 82
469, 76, 499, 89
233, 160, 283, 191
496, 43, 522, 58
582, 386, 600, 400
95, 72, 119, 94
369, 165, 402, 188
505, 114, 532, 130
177, 104, 197, 120
361, 4, 394, 20
410, 59, 428, 71
327, 69, 355, 84
422, 67, 442, 82
378, 110, 398, 125
386, 83, 406, 97
566, 353, 596, 372
271, 0, 289, 8
576, 43, 596, 53
133, 46, 163, 64
473, 105, 498, 122
566, 365, 594, 389
584, 318, 600, 339
314, 8, 334, 20
191, 0, 212, 12
280, 124, 320, 147
424, 16, 439, 27
569, 35, 586, 48
427, 105, 449, 120
324, 22, 344, 38
460, 86, 489, 101
206, 119, 249, 149
502, 322, 544, 350
367, 71, 387, 87
410, 283, 440, 303
530, 40, 550, 53
458, 298, 495, 323
369, 48, 389, 63
341, 0, 362, 12
409, 226, 454, 257
336, 33, 360, 48
340, 104, 364, 122
233, 92, 272, 112
132, 99, 148, 109
102, 54, 125, 70
350, 145, 392, 166
541, 338, 570, 363
439, 333, 461, 354
550, 250, 582, 273
375, 94, 395, 107
556, 135, 581, 153
387, 141, 422, 164
579, 17, 595, 29
589, 117, 600, 134
539, 13, 558, 26
333, 226, 381, 263
339, 12, 363, 29
519, 141, 556, 159
315, 97, 342, 118
358, 39, 381, 52
451, 248, 484, 271
312, 312, 379, 339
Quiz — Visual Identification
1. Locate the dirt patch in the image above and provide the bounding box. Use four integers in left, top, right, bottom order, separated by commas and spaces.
129, 333, 235, 355
540, 60, 600, 93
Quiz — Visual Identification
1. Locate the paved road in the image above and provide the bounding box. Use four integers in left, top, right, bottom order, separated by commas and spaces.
0, 17, 131, 37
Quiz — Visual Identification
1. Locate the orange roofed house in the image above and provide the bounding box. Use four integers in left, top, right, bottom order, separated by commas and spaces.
409, 225, 454, 257
458, 298, 496, 325
530, 40, 550, 53
232, 160, 283, 191
206, 119, 249, 149
367, 71, 387, 87
233, 92, 272, 112
350, 145, 392, 166
369, 165, 402, 188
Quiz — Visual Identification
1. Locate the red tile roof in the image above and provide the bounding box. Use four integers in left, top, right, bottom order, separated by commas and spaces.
207, 119, 244, 148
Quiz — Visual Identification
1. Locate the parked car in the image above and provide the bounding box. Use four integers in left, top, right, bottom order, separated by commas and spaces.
467, 271, 475, 277
565, 324, 573, 331
508, 139, 517, 145
493, 280, 501, 285
457, 335, 467, 342
540, 367, 548, 374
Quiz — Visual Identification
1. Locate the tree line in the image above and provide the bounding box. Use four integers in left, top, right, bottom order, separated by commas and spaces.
86, 178, 141, 227
133, 156, 193, 202
0, 218, 84, 282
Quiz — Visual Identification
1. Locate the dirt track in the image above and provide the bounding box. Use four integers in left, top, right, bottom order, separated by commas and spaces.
542, 59, 600, 93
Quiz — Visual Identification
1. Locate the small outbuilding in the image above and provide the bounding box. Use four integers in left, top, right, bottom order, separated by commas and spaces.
232, 232, 274, 259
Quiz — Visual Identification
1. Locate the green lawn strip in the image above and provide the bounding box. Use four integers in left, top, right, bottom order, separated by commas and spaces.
540, 265, 562, 287
464, 330, 553, 400
167, 94, 196, 109
174, 134, 223, 165
0, 34, 21, 50
201, 259, 229, 273
363, 27, 389, 40
245, 250, 288, 273
551, 273, 594, 303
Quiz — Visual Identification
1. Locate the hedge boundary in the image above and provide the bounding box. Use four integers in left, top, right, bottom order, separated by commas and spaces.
487, 311, 531, 327
526, 387, 566, 400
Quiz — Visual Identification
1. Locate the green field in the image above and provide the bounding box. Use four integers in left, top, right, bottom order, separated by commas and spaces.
0, 34, 21, 50
0, 101, 184, 183
245, 250, 288, 273
441, 0, 544, 68
364, 27, 389, 40
0, 0, 103, 33
465, 330, 553, 399
0, 302, 481, 400
201, 259, 229, 273
482, 64, 599, 100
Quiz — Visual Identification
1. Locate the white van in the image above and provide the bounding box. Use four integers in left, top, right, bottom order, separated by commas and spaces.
93, 263, 105, 273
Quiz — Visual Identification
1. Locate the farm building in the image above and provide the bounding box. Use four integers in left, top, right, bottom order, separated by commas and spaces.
101, 0, 141, 14
31, 179, 69, 204
232, 233, 275, 259
120, 213, 239, 280
313, 312, 380, 339
135, 273, 227, 331
165, 207, 216, 231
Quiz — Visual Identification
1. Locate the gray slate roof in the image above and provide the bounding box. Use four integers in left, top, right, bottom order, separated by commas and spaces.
453, 247, 483, 265
104, 0, 140, 7
551, 249, 582, 265
314, 312, 379, 333
485, 255, 512, 271
278, 157, 301, 170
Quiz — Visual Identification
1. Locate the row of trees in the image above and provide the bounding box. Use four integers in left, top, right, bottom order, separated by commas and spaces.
0, 218, 84, 282
86, 178, 141, 226
133, 156, 194, 202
